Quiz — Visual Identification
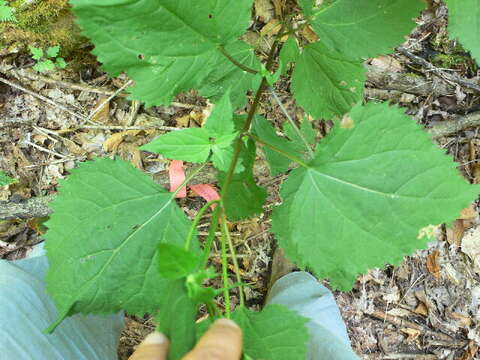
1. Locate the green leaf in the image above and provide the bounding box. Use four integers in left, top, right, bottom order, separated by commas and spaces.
55, 57, 67, 69
198, 40, 262, 109
272, 102, 479, 290
157, 244, 201, 279
279, 36, 300, 74
307, 0, 424, 59
0, 171, 16, 186
45, 158, 198, 328
47, 45, 60, 58
33, 60, 55, 73
284, 118, 316, 154
252, 115, 300, 176
155, 280, 197, 360
29, 46, 44, 60
141, 128, 212, 163
186, 267, 218, 304
292, 42, 365, 119
219, 137, 267, 220
231, 305, 309, 360
71, 0, 256, 107
445, 0, 480, 64
0, 0, 16, 21
204, 91, 234, 137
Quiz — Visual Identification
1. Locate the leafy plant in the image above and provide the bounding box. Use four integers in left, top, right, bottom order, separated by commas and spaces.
0, 0, 15, 22
0, 171, 16, 186
44, 0, 479, 358
29, 45, 67, 72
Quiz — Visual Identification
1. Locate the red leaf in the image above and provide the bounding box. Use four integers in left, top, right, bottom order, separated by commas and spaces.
169, 160, 187, 198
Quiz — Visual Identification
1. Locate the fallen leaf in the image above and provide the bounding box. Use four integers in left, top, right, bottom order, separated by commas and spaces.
103, 130, 141, 152
400, 327, 421, 341
414, 302, 428, 317
446, 219, 466, 246
369, 55, 403, 73
461, 226, 480, 272
426, 250, 441, 279
91, 96, 111, 123
175, 114, 191, 128
340, 114, 355, 129
260, 19, 282, 37
450, 312, 472, 327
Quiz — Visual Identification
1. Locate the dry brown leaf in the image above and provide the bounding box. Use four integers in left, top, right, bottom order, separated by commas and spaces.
400, 327, 421, 341
414, 302, 429, 317
426, 250, 441, 279
175, 114, 191, 128
460, 204, 477, 220
261, 19, 282, 37
255, 0, 274, 22
340, 114, 354, 129
302, 25, 319, 43
369, 55, 403, 73
446, 219, 466, 246
103, 130, 141, 152
91, 96, 111, 124
457, 341, 479, 360
450, 312, 472, 327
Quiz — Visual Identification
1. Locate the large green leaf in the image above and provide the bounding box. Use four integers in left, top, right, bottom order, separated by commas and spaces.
70, 0, 256, 107
155, 280, 197, 360
291, 42, 365, 119
445, 0, 480, 64
231, 305, 309, 360
304, 0, 424, 59
45, 158, 197, 328
272, 102, 479, 290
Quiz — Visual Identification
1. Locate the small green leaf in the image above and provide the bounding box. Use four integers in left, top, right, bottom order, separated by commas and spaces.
307, 0, 424, 59
279, 37, 300, 74
445, 0, 480, 64
155, 280, 197, 360
219, 137, 267, 220
272, 102, 480, 290
0, 0, 16, 22
204, 90, 234, 136
34, 60, 55, 73
29, 46, 44, 60
141, 128, 212, 163
292, 42, 365, 119
157, 243, 201, 279
47, 45, 60, 58
231, 305, 310, 360
55, 57, 67, 69
186, 267, 218, 304
252, 115, 299, 176
0, 171, 16, 186
45, 158, 198, 328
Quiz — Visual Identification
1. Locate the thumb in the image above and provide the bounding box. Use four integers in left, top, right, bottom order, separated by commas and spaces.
183, 318, 242, 360
128, 332, 169, 360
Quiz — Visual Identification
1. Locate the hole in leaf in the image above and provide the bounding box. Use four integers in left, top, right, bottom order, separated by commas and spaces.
138, 54, 145, 60
208, 14, 213, 19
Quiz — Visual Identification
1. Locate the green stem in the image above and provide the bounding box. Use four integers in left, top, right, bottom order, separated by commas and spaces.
170, 159, 210, 199
220, 211, 245, 307
220, 217, 231, 318
248, 133, 310, 168
218, 46, 259, 74
200, 207, 220, 269
270, 87, 315, 159
185, 200, 220, 251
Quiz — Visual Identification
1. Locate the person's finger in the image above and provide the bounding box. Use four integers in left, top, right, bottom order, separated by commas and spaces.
128, 332, 169, 360
183, 318, 242, 360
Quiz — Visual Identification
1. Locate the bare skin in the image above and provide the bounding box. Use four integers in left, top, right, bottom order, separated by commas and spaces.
128, 318, 242, 360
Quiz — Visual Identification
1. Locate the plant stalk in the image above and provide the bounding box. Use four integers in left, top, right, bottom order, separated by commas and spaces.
220, 211, 245, 307
248, 133, 309, 168
200, 207, 220, 269
270, 87, 315, 159
220, 216, 231, 318
185, 200, 220, 251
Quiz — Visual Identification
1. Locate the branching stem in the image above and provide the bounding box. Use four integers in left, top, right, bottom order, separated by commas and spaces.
248, 133, 309, 168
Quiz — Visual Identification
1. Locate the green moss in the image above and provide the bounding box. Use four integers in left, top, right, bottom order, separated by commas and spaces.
0, 0, 85, 57
432, 53, 468, 68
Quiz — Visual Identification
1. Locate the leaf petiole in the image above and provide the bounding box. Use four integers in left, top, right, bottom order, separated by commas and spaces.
184, 199, 220, 251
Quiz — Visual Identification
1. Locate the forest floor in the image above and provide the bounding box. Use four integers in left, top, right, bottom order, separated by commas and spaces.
1, 2, 479, 359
